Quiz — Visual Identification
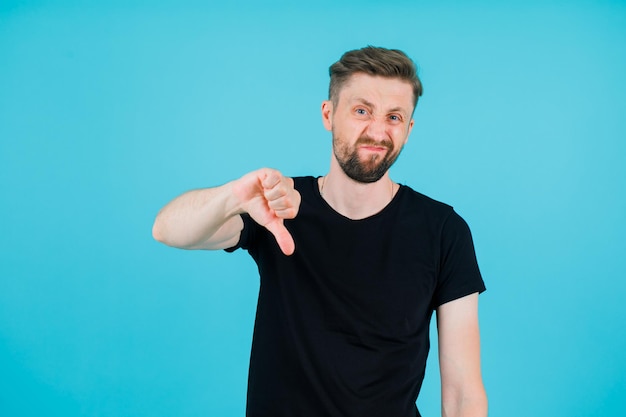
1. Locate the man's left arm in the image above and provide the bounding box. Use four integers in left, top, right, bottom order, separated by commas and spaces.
436, 292, 487, 417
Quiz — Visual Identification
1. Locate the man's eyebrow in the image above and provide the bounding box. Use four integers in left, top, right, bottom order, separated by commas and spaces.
388, 106, 409, 116
352, 97, 376, 108
352, 98, 409, 116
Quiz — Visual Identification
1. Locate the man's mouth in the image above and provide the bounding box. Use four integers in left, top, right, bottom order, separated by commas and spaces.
360, 145, 388, 153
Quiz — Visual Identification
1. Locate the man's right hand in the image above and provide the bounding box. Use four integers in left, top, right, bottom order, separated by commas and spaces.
232, 168, 301, 256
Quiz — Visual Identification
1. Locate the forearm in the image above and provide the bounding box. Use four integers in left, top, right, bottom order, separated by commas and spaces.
152, 182, 243, 250
438, 294, 487, 417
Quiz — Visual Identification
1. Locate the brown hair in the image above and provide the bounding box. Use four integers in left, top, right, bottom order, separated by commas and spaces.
328, 46, 423, 110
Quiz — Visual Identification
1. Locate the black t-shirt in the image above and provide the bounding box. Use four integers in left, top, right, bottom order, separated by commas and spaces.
227, 176, 485, 417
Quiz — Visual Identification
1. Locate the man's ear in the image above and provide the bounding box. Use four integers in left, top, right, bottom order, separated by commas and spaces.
321, 100, 333, 131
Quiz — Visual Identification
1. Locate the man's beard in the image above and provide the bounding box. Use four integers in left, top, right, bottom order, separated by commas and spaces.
333, 135, 403, 183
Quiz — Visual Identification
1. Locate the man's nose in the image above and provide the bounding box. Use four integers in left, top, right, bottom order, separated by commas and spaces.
365, 118, 388, 141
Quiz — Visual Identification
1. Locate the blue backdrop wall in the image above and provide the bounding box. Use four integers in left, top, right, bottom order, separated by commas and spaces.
1, 1, 625, 416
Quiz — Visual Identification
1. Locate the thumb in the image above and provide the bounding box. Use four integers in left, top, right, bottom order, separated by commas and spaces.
264, 218, 296, 256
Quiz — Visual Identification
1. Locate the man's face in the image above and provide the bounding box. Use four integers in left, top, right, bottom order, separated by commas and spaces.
322, 73, 415, 183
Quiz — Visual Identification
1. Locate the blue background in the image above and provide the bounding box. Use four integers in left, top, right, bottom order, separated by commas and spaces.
1, 1, 625, 416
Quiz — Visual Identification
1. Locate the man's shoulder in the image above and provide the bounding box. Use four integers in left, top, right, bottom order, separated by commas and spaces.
399, 184, 454, 215
292, 176, 320, 199
292, 176, 316, 186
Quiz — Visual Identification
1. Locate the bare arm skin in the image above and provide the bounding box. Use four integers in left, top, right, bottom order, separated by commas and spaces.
152, 168, 301, 255
437, 292, 488, 417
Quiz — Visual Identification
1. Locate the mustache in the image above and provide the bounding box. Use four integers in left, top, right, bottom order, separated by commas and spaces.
355, 136, 394, 150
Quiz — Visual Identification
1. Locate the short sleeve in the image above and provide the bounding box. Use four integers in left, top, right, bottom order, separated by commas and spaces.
432, 210, 486, 308
224, 213, 257, 252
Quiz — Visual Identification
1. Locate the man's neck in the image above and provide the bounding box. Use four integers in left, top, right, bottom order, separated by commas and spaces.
319, 163, 397, 220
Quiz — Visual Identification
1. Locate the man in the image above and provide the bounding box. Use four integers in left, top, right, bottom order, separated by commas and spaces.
153, 46, 487, 417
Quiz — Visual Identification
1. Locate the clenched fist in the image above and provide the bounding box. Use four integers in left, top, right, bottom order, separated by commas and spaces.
232, 168, 301, 255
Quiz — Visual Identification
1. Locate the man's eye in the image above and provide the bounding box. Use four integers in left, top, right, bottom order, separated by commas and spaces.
356, 108, 367, 115
389, 115, 400, 121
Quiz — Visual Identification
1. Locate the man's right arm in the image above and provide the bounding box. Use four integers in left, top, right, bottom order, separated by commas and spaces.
151, 168, 301, 255
152, 183, 245, 250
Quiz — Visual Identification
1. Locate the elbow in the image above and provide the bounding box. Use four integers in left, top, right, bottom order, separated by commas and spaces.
152, 216, 168, 244
152, 216, 196, 249
152, 224, 161, 243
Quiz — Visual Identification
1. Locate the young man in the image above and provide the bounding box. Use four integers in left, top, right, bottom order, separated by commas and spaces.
153, 46, 487, 417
